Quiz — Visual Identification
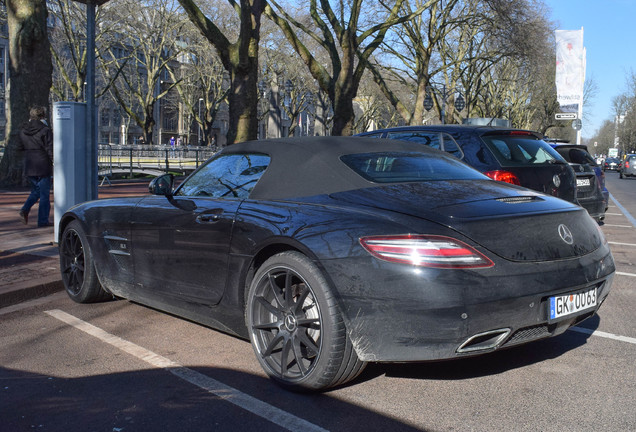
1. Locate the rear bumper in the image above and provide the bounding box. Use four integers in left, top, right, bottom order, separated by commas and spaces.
578, 196, 607, 219
325, 247, 615, 362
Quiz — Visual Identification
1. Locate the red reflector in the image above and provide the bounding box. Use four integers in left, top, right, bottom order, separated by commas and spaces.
484, 170, 521, 186
359, 235, 494, 268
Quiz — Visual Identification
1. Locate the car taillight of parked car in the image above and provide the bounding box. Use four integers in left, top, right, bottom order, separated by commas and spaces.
359, 235, 494, 269
483, 170, 521, 186
626, 161, 630, 169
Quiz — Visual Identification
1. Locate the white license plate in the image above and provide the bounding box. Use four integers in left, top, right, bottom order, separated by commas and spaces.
576, 178, 591, 187
549, 288, 597, 321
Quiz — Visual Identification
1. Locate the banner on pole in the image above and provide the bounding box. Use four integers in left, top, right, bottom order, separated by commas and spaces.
555, 29, 585, 113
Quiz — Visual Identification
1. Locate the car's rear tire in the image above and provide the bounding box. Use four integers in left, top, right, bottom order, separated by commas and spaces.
246, 251, 366, 391
59, 220, 111, 303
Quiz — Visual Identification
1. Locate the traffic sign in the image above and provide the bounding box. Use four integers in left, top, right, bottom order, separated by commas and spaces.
555, 113, 578, 120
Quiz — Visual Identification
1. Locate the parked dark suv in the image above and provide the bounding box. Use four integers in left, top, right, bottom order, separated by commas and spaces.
550, 144, 608, 222
358, 125, 578, 204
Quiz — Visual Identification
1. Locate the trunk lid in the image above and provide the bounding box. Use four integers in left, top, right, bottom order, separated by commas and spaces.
329, 180, 602, 262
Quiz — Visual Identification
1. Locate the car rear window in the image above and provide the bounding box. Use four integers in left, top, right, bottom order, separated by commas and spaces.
554, 147, 597, 165
481, 135, 564, 167
340, 152, 486, 183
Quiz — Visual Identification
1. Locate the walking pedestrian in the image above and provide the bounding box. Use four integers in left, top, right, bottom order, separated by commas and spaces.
18, 105, 53, 227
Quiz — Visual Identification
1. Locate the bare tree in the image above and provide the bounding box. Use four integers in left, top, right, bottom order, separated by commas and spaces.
99, 0, 186, 145
177, 0, 266, 145
0, 0, 52, 186
166, 22, 228, 146
49, 0, 87, 102
264, 0, 429, 136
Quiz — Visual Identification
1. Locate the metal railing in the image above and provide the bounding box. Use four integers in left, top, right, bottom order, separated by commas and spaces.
98, 144, 219, 178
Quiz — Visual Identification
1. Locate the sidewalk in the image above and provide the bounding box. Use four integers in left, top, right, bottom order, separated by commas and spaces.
0, 180, 150, 308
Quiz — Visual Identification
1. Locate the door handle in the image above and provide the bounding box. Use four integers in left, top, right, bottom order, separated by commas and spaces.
196, 208, 224, 224
196, 214, 221, 223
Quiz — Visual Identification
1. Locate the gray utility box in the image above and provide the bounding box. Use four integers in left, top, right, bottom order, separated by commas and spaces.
53, 102, 87, 241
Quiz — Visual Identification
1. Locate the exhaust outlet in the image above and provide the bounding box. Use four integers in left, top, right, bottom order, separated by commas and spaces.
457, 329, 511, 353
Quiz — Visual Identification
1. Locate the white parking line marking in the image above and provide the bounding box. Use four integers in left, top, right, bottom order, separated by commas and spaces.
610, 193, 636, 228
45, 309, 327, 432
604, 212, 623, 216
570, 326, 636, 345
608, 242, 636, 247
602, 224, 633, 228
616, 271, 636, 277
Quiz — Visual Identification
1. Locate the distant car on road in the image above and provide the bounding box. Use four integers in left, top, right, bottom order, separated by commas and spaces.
550, 143, 608, 223
357, 125, 578, 204
604, 157, 621, 171
619, 154, 636, 179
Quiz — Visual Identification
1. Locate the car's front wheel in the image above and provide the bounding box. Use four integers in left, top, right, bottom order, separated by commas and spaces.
59, 220, 111, 303
246, 251, 366, 391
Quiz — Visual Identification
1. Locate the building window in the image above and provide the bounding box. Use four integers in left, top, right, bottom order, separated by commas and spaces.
100, 109, 110, 127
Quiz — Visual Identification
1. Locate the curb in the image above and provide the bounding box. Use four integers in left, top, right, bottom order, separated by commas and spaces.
0, 276, 64, 308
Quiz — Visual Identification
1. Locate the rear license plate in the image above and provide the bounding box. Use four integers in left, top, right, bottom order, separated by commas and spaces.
576, 178, 591, 187
549, 288, 597, 321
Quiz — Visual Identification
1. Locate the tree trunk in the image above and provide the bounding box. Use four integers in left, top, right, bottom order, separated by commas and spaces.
178, 0, 264, 145
0, 0, 53, 186
227, 49, 259, 144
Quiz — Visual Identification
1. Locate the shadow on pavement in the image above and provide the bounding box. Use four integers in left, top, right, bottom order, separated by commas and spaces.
0, 366, 425, 432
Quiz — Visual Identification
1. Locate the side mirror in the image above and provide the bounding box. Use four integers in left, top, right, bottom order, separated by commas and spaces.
149, 174, 174, 197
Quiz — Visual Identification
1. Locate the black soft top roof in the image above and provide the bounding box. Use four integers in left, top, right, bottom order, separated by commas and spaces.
217, 136, 453, 200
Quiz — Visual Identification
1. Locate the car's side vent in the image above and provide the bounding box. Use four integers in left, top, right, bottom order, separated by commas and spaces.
104, 235, 131, 256
495, 196, 542, 204
104, 235, 131, 268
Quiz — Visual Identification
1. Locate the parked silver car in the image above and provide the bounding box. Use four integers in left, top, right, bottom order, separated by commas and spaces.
619, 154, 636, 178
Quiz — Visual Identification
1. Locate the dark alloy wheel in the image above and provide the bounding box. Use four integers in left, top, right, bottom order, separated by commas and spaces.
59, 220, 110, 303
246, 252, 365, 391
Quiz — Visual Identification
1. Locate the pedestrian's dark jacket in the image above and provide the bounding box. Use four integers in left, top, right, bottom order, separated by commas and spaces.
18, 119, 53, 177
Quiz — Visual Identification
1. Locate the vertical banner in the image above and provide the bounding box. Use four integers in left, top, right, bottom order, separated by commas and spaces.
555, 29, 585, 113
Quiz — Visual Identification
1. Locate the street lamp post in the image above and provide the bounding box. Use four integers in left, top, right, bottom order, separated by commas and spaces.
284, 79, 294, 136
423, 83, 466, 125
198, 98, 203, 146
72, 0, 111, 200
258, 80, 269, 139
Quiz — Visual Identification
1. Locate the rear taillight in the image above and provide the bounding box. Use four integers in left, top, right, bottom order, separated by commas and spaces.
484, 170, 521, 186
359, 235, 494, 268
626, 161, 630, 168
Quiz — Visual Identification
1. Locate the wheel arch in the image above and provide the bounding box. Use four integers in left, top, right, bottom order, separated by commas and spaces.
241, 239, 327, 307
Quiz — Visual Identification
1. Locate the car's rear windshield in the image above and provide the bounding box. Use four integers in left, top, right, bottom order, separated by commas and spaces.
340, 152, 487, 183
481, 135, 565, 167
554, 147, 597, 165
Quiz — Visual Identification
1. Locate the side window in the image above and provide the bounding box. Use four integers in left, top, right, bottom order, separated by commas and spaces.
439, 133, 464, 159
176, 153, 270, 199
489, 139, 513, 161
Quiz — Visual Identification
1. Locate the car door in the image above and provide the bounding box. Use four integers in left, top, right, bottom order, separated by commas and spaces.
131, 152, 271, 305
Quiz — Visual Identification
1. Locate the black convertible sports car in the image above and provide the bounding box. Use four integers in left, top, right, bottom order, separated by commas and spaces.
59, 136, 615, 391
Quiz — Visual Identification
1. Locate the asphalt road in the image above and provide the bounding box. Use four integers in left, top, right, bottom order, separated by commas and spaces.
1, 173, 635, 432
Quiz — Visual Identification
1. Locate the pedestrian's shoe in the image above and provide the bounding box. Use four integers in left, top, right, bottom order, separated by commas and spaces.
19, 210, 28, 225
